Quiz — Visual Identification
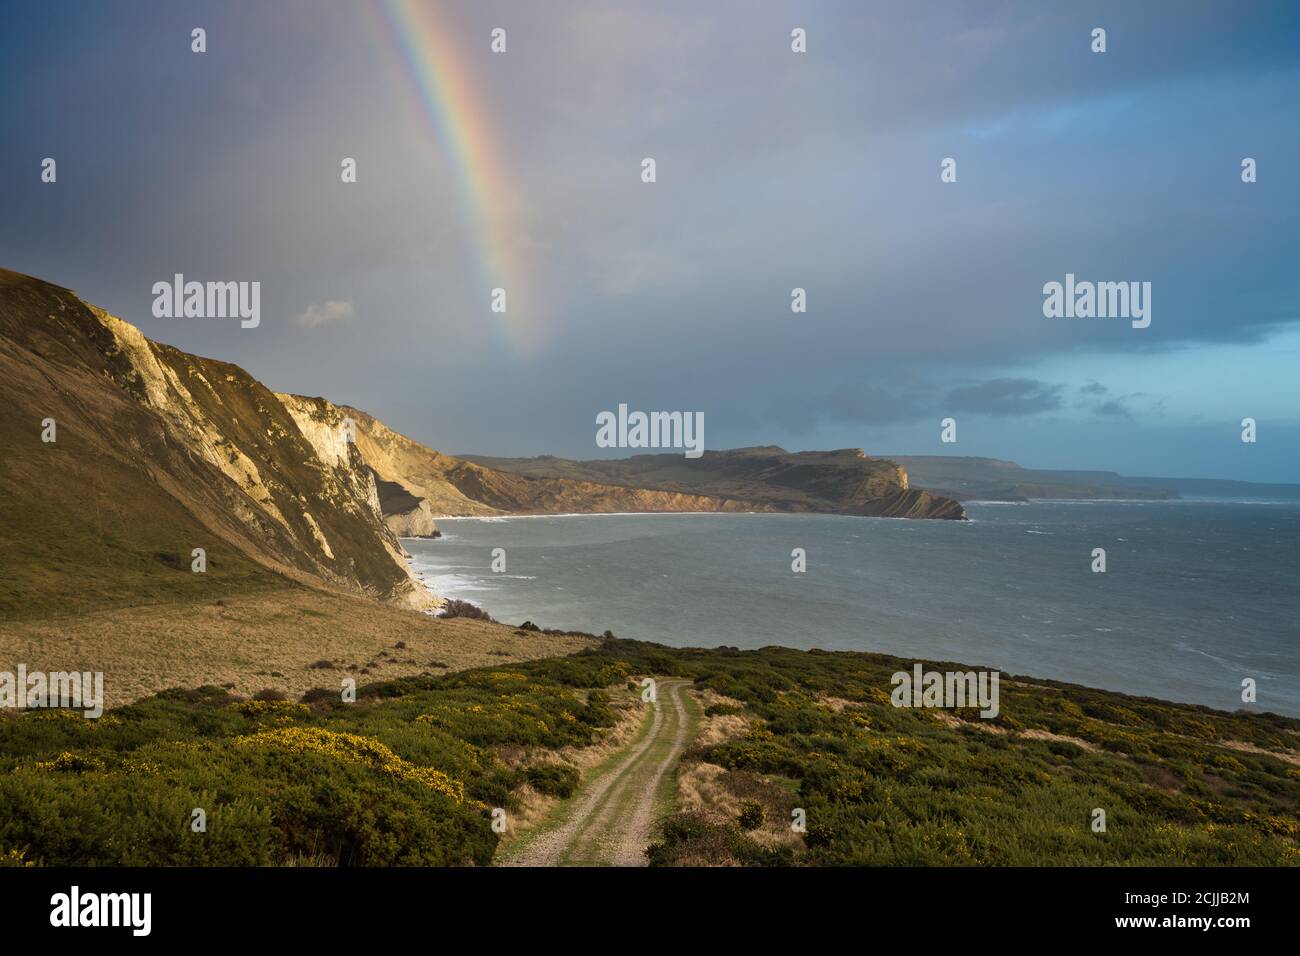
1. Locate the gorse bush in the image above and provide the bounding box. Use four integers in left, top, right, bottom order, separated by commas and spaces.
437, 599, 494, 622
0, 664, 620, 865
646, 812, 793, 866
0, 637, 1296, 867
522, 763, 581, 798
738, 800, 765, 830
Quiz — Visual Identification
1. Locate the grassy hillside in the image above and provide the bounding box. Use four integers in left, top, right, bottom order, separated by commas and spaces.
0, 269, 426, 620
0, 587, 596, 708
0, 273, 288, 618
3, 639, 1295, 866
461, 448, 967, 519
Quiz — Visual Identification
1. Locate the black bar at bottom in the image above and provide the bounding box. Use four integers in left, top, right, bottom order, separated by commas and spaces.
0, 866, 1283, 940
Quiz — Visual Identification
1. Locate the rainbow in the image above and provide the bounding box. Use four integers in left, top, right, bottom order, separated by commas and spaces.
377, 0, 536, 352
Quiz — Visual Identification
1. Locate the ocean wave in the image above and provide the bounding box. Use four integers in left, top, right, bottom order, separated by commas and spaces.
418, 571, 499, 595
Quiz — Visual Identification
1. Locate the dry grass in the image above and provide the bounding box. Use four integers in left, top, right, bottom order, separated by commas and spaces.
0, 585, 598, 707
695, 689, 752, 746
930, 710, 1007, 734
1019, 727, 1101, 752
495, 687, 648, 838
678, 760, 739, 818
678, 721, 742, 825
1201, 737, 1300, 768
813, 694, 862, 712
673, 689, 803, 857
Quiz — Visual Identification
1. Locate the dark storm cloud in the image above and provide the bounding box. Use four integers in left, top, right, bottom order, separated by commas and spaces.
766, 382, 933, 434
942, 378, 1064, 417
768, 376, 1082, 435
1, 0, 1297, 479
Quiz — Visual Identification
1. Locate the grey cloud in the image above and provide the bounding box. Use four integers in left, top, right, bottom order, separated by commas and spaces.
770, 376, 1076, 434
1094, 400, 1132, 419
943, 378, 1064, 417
1086, 391, 1164, 421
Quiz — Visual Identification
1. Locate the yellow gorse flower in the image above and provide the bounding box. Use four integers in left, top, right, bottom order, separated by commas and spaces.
34, 751, 105, 772
234, 727, 465, 803
229, 700, 310, 719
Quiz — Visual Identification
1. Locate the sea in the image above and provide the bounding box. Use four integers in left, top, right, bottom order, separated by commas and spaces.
402, 500, 1300, 717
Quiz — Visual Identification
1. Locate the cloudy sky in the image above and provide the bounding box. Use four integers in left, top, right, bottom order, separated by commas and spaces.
3, 0, 1298, 481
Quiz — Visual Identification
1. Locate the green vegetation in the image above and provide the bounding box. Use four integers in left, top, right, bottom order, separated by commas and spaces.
0, 403, 286, 621
738, 800, 766, 831
1, 639, 1296, 866
639, 644, 1300, 866
0, 669, 622, 865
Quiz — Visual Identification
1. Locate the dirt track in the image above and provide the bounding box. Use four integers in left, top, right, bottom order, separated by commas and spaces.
501, 679, 694, 867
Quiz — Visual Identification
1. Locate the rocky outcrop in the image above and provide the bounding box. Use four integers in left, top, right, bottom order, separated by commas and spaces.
854, 488, 967, 520
382, 498, 442, 539
332, 405, 502, 518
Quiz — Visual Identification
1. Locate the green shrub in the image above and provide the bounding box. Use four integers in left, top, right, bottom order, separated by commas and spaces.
738, 801, 765, 830
2, 637, 1296, 868
647, 813, 792, 866
524, 764, 580, 798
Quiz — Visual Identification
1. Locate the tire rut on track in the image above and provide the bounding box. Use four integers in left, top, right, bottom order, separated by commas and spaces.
500, 679, 692, 867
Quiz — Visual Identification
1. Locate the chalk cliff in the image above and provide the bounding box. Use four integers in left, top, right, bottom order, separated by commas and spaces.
0, 269, 429, 615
